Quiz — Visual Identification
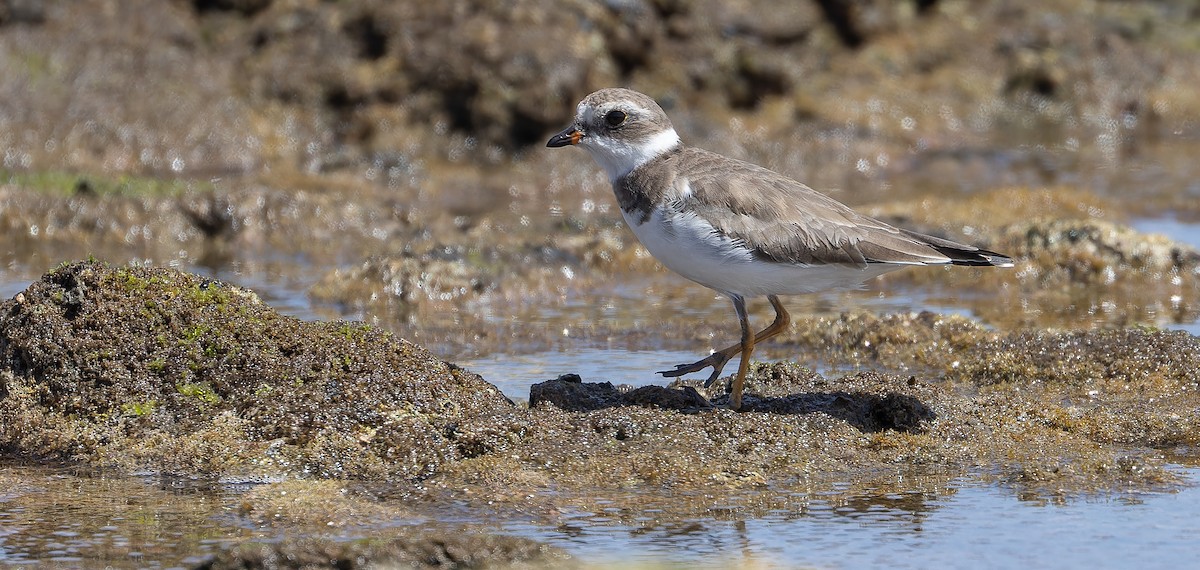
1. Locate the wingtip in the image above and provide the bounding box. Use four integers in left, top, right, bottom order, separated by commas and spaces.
979, 250, 1015, 268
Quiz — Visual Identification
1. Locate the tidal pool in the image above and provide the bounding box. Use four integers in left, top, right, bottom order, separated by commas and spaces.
0, 463, 1196, 568
517, 471, 1200, 569
461, 347, 706, 399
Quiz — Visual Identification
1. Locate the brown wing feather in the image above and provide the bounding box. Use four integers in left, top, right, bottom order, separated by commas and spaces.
618, 146, 1011, 268
665, 148, 959, 266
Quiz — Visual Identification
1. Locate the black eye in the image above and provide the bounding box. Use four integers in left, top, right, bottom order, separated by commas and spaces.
604, 110, 627, 128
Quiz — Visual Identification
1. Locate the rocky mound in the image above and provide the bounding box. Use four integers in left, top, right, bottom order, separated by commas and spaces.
1, 262, 1198, 501
0, 260, 513, 479
1003, 217, 1200, 285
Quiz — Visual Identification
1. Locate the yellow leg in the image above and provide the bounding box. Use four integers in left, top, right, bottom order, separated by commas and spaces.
659, 295, 791, 390
730, 295, 753, 411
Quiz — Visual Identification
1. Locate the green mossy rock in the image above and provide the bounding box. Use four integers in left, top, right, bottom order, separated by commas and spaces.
0, 260, 513, 480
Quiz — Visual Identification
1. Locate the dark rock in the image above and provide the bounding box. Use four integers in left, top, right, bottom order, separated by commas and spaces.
528, 364, 934, 429
710, 365, 937, 432
531, 374, 712, 412
622, 384, 712, 411
529, 374, 623, 411
241, 0, 616, 152
192, 0, 271, 16
0, 0, 45, 26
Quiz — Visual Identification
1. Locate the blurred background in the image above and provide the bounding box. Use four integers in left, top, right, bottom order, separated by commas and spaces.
2, 0, 1199, 374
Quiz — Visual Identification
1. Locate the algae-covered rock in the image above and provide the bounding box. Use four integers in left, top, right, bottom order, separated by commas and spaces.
1003, 218, 1200, 285
1, 261, 1197, 500
0, 260, 513, 479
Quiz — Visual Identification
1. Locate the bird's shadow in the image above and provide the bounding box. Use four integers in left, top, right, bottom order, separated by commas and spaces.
528, 373, 935, 434
736, 389, 935, 433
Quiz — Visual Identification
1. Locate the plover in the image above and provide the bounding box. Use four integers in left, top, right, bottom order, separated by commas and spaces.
548, 88, 1012, 410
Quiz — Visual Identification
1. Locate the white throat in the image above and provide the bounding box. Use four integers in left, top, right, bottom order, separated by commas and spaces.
582, 128, 680, 182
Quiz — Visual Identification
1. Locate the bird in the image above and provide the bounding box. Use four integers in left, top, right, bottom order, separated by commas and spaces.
547, 88, 1012, 410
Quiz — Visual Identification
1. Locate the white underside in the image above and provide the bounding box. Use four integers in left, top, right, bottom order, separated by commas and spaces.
624, 205, 908, 298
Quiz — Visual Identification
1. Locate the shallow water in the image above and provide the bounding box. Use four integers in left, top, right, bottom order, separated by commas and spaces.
0, 464, 1196, 568
461, 348, 706, 399
462, 347, 854, 401
0, 465, 253, 567
522, 471, 1200, 569
1133, 216, 1200, 249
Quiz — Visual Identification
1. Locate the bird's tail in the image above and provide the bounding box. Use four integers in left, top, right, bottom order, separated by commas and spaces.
899, 229, 1014, 267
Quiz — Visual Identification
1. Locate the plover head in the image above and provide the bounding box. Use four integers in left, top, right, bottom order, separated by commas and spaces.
547, 88, 681, 182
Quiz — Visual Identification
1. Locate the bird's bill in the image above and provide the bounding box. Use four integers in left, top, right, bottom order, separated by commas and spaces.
546, 126, 583, 147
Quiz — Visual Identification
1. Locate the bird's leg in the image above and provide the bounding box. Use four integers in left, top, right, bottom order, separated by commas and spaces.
755, 294, 792, 346
730, 295, 753, 411
659, 295, 791, 387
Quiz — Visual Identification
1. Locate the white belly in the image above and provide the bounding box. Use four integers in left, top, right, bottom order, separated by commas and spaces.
623, 207, 900, 297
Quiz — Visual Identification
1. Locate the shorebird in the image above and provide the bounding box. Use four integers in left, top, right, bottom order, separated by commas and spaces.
548, 88, 1012, 410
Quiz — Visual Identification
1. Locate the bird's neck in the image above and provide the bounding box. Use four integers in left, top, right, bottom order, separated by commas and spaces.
587, 128, 681, 182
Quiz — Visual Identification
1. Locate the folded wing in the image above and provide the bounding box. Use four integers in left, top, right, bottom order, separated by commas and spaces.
670, 148, 1013, 268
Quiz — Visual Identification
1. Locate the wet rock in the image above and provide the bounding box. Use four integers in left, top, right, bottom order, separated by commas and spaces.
947, 327, 1200, 451
1002, 218, 1200, 285
195, 533, 568, 570
737, 366, 936, 433
383, 1, 614, 150
529, 374, 711, 412
1, 1, 1199, 526
604, 0, 826, 109
869, 192, 1200, 329
1, 262, 1196, 500
0, 0, 266, 174
622, 384, 712, 411
308, 232, 647, 331
0, 0, 44, 25
529, 374, 623, 411
448, 328, 1197, 499
5, 0, 1199, 183
783, 311, 994, 370
191, 0, 272, 17
952, 327, 1200, 390
311, 253, 494, 315
0, 261, 513, 480
441, 364, 957, 495
241, 0, 616, 151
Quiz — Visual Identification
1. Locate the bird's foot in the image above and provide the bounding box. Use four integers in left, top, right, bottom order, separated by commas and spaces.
659, 352, 732, 387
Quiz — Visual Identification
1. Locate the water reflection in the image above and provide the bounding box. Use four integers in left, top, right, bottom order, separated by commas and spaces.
461, 348, 713, 398
509, 473, 1200, 569
0, 464, 1197, 567
0, 464, 253, 567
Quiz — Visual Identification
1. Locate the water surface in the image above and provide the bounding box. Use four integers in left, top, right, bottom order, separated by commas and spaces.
0, 464, 1196, 568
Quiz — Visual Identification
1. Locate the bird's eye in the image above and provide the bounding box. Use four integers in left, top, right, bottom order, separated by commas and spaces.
604, 110, 627, 128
